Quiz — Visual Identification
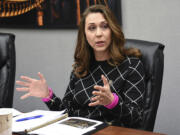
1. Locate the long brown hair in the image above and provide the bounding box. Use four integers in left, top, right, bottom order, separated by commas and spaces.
73, 5, 141, 78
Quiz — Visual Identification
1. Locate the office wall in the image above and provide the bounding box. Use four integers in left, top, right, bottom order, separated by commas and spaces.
0, 0, 179, 135
0, 29, 77, 112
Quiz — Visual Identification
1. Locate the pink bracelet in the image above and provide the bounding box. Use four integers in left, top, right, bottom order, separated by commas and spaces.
42, 87, 53, 102
104, 93, 119, 109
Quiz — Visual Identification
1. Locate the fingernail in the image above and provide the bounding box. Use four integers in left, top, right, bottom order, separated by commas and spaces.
109, 80, 113, 85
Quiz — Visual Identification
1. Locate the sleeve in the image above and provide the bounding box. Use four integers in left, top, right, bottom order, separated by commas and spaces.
108, 59, 145, 128
44, 72, 77, 112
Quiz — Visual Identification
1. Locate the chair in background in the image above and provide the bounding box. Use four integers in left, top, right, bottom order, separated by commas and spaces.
125, 39, 165, 131
0, 33, 16, 108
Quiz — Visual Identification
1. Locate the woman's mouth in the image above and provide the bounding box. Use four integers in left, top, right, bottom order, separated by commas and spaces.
95, 41, 105, 46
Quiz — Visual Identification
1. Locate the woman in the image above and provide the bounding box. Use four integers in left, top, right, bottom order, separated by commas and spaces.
16, 5, 145, 128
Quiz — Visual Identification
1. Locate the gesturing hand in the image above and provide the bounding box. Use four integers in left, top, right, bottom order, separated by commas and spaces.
88, 75, 114, 107
16, 72, 49, 99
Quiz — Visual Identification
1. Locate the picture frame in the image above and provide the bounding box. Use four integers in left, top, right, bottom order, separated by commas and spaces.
0, 0, 122, 29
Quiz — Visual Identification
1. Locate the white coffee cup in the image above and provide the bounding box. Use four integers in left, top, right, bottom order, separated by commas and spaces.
0, 108, 12, 135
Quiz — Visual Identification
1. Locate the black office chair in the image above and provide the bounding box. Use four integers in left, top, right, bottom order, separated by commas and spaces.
125, 39, 164, 131
0, 33, 16, 108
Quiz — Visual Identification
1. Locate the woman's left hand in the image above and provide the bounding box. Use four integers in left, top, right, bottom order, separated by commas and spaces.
89, 75, 114, 106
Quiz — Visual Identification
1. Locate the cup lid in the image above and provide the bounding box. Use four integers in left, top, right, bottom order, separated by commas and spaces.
0, 108, 12, 115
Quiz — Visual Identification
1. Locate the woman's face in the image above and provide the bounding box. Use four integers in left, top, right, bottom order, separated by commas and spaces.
85, 12, 111, 60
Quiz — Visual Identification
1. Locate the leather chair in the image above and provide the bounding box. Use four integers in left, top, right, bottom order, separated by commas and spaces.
0, 33, 16, 108
125, 39, 164, 131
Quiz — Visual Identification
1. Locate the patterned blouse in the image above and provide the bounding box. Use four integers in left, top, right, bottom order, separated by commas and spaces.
45, 57, 145, 128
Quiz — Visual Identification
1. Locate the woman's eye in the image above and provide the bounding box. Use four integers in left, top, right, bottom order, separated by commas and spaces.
88, 26, 96, 31
101, 24, 109, 29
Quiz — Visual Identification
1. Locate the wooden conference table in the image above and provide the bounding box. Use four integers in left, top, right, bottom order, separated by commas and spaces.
13, 126, 166, 135
93, 126, 166, 135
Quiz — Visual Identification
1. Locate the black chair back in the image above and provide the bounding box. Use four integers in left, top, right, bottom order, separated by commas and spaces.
0, 33, 16, 108
125, 39, 164, 131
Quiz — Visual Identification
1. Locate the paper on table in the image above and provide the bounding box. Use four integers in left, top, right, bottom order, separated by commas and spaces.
30, 116, 103, 135
12, 109, 65, 132
11, 108, 23, 117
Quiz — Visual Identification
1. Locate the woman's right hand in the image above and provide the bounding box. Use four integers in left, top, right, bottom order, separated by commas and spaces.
16, 72, 49, 99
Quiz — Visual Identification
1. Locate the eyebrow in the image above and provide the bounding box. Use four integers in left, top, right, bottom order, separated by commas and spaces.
87, 21, 108, 25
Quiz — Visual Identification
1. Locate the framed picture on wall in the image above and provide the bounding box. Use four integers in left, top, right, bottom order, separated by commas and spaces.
0, 0, 122, 29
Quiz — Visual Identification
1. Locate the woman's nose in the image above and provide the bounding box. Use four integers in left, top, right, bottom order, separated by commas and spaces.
96, 27, 102, 36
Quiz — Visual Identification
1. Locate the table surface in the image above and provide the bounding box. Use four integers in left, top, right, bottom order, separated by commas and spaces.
93, 126, 166, 135
13, 126, 166, 135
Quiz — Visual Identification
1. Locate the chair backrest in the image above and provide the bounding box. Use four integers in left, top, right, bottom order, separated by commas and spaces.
0, 33, 16, 108
125, 39, 164, 131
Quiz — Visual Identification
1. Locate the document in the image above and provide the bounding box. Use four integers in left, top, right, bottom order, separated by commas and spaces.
12, 110, 66, 133
10, 108, 22, 117
12, 110, 105, 135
